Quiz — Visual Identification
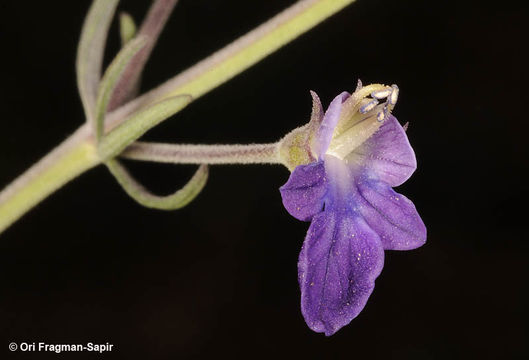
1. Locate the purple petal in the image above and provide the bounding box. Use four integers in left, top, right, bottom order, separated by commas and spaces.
298, 209, 384, 336
353, 178, 426, 250
280, 161, 327, 221
353, 115, 417, 187
314, 92, 350, 158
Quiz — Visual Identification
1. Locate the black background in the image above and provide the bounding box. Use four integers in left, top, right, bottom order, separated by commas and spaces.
1, 0, 528, 359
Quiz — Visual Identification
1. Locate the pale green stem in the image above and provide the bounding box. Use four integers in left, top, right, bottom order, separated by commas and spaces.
109, 0, 358, 120
0, 0, 357, 234
0, 126, 98, 234
121, 141, 282, 165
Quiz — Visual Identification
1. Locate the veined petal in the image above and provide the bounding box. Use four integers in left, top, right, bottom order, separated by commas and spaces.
298, 209, 384, 336
314, 92, 349, 158
280, 86, 426, 336
349, 115, 416, 187
354, 178, 426, 250
280, 161, 327, 221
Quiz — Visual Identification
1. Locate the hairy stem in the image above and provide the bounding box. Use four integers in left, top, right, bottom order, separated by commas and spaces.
121, 141, 281, 165
111, 0, 358, 119
0, 126, 99, 234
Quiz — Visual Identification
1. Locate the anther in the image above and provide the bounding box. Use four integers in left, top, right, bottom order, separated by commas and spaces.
389, 84, 399, 105
371, 88, 392, 100
377, 110, 386, 122
359, 99, 379, 114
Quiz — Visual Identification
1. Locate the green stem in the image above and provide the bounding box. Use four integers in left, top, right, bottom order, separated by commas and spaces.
0, 0, 357, 234
121, 0, 358, 110
0, 126, 99, 234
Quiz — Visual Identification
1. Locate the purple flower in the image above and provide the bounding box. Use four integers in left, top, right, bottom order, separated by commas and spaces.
279, 83, 426, 336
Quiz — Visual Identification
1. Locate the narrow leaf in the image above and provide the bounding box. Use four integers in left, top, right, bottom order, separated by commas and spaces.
108, 0, 179, 110
119, 12, 137, 46
99, 95, 192, 160
105, 159, 208, 210
76, 0, 120, 122
94, 36, 148, 142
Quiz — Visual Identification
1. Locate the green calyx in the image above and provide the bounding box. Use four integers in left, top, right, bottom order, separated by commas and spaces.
278, 125, 316, 171
277, 90, 324, 171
